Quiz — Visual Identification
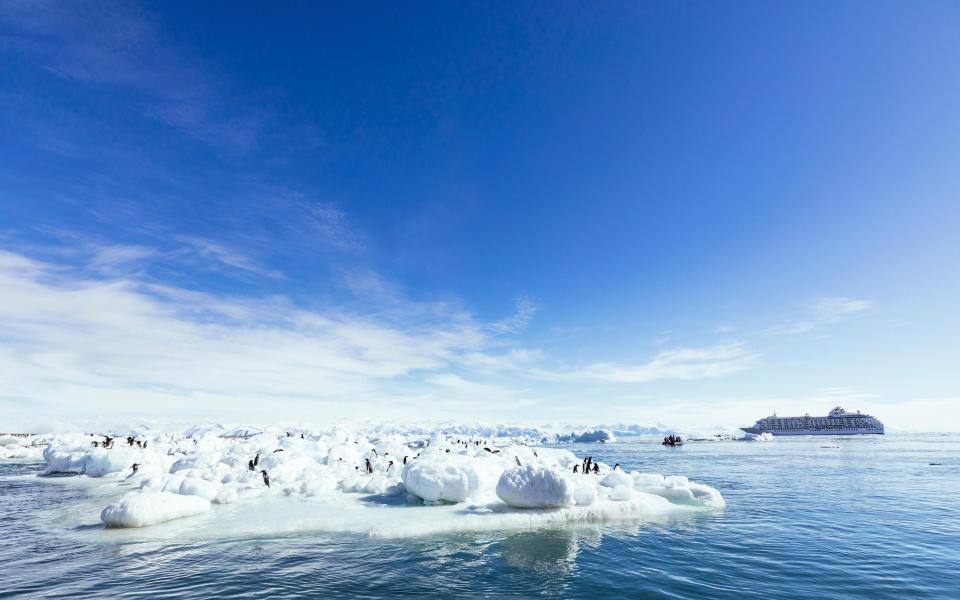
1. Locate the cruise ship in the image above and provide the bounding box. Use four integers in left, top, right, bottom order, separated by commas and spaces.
741, 406, 884, 436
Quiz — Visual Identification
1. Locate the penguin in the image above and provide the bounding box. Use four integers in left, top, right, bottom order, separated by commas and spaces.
613, 463, 621, 471
403, 456, 408, 465
136, 440, 143, 448
387, 460, 394, 473
253, 453, 260, 467
515, 456, 522, 467
445, 449, 451, 453
573, 464, 579, 474
92, 441, 99, 448
143, 441, 148, 449
371, 449, 378, 457
131, 463, 140, 474
365, 458, 373, 474
248, 459, 255, 471
592, 463, 600, 475
261, 470, 270, 487
127, 436, 134, 447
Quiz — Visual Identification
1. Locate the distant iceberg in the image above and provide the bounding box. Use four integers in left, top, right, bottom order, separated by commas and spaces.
739, 432, 775, 442
553, 429, 616, 443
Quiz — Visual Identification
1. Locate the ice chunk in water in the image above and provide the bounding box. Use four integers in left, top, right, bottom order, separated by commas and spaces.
101, 491, 210, 528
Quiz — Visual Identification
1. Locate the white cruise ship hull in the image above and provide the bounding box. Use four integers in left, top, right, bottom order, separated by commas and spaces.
740, 427, 883, 436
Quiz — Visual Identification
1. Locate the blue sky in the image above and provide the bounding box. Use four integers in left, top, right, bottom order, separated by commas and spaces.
1, 1, 958, 430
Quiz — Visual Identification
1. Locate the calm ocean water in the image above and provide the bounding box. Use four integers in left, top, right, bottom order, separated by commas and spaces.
2, 434, 958, 599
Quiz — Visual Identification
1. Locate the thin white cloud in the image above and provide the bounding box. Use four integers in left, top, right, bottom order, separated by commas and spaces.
489, 296, 539, 334
0, 0, 265, 151
0, 248, 759, 424
88, 244, 157, 275
774, 296, 871, 335
174, 236, 284, 279
531, 342, 756, 384
296, 199, 365, 251
0, 249, 518, 421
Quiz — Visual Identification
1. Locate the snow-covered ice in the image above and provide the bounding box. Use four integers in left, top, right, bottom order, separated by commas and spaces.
14, 425, 725, 536
739, 432, 776, 442
101, 491, 211, 528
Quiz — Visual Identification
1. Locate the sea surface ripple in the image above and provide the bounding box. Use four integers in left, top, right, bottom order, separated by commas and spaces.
2, 434, 958, 598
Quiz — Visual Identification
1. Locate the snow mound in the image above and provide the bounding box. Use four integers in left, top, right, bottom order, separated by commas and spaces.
632, 473, 726, 508
600, 469, 633, 488
101, 491, 210, 528
496, 464, 575, 508
402, 461, 470, 503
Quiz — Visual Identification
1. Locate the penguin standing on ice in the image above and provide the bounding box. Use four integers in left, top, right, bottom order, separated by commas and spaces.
261, 470, 270, 487
365, 458, 373, 474
592, 463, 600, 475
131, 463, 140, 474
403, 456, 408, 465
253, 453, 260, 467
387, 460, 394, 473
573, 464, 580, 474
248, 459, 255, 471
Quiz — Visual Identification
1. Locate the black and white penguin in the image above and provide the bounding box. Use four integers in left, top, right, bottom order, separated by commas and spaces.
261, 470, 270, 487
131, 463, 140, 474
248, 459, 255, 471
253, 453, 260, 467
365, 458, 373, 474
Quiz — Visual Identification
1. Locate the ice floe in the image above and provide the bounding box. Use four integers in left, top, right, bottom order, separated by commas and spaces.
14, 426, 724, 534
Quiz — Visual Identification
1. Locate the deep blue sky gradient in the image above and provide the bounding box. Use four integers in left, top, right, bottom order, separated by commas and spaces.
1, 1, 958, 427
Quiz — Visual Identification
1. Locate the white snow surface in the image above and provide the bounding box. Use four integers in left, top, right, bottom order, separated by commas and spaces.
100, 491, 210, 527
20, 426, 724, 535
739, 432, 776, 442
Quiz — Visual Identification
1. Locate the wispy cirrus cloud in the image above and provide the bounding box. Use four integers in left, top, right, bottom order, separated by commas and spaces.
489, 295, 540, 334
0, 0, 265, 152
174, 236, 284, 280
0, 249, 490, 420
774, 296, 872, 335
0, 246, 758, 423
531, 342, 757, 384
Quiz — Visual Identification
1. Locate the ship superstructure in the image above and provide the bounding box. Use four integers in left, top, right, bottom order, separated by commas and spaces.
741, 407, 884, 436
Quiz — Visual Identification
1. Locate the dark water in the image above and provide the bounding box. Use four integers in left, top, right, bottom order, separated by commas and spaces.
2, 434, 958, 598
